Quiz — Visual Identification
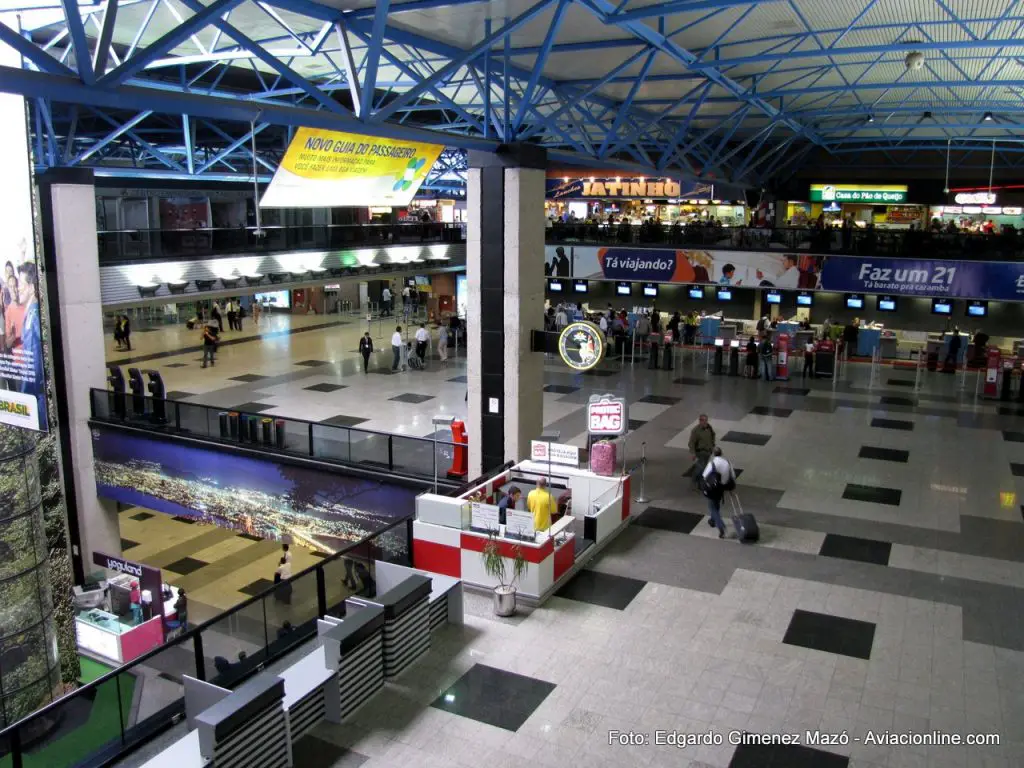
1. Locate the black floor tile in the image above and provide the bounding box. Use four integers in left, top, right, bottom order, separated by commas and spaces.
1003, 431, 1024, 443
120, 538, 140, 551
448, 375, 468, 383
773, 386, 810, 396
237, 533, 263, 542
544, 384, 579, 394
997, 406, 1024, 417
859, 445, 910, 463
554, 569, 646, 610
321, 414, 369, 428
673, 377, 708, 386
431, 664, 556, 732
627, 419, 647, 432
636, 394, 681, 405
231, 401, 277, 413
239, 578, 276, 597
390, 393, 434, 404
164, 363, 188, 369
164, 390, 195, 400
879, 395, 916, 406
749, 406, 793, 417
819, 533, 892, 566
172, 515, 197, 524
1010, 463, 1024, 478
295, 359, 331, 367
581, 369, 616, 377
729, 741, 849, 768
129, 511, 154, 521
635, 506, 704, 534
887, 378, 915, 387
228, 373, 270, 383
870, 417, 914, 431
722, 431, 772, 446
290, 735, 368, 768
782, 609, 876, 661
164, 557, 208, 576
842, 483, 902, 506
303, 383, 347, 393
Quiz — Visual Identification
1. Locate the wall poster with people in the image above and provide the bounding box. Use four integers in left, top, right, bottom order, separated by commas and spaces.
0, 40, 47, 432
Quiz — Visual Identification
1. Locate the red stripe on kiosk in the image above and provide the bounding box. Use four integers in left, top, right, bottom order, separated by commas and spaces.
460, 532, 554, 563
412, 539, 462, 577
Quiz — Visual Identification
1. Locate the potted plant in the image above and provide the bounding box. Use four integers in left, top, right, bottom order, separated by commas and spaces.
481, 533, 528, 617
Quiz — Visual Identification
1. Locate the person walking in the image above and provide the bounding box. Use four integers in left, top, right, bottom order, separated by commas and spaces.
359, 332, 374, 373
381, 285, 392, 317
702, 446, 736, 539
212, 302, 224, 333
121, 313, 132, 351
744, 336, 758, 378
437, 323, 449, 363
252, 298, 261, 325
113, 314, 124, 351
687, 414, 716, 489
201, 323, 218, 368
274, 555, 292, 604
415, 323, 429, 364
226, 299, 237, 332
391, 326, 403, 371
802, 338, 816, 378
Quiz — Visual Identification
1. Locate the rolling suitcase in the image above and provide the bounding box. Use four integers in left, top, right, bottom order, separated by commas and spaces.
589, 439, 616, 475
728, 492, 759, 544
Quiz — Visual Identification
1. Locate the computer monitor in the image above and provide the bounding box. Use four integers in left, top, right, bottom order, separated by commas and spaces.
616, 282, 632, 296
688, 287, 704, 300
765, 290, 781, 305
716, 288, 733, 301
573, 279, 588, 294
547, 278, 563, 293
796, 292, 813, 306
877, 296, 897, 312
845, 294, 864, 310
642, 282, 658, 297
932, 298, 952, 315
966, 300, 987, 317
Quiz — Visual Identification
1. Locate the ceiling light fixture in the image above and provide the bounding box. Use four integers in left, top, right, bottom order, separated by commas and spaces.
984, 112, 994, 121
867, 115, 875, 123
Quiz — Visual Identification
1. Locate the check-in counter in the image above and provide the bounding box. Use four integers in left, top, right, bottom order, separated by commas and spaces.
194, 675, 289, 768
354, 574, 431, 679
320, 599, 385, 720
412, 458, 632, 604
278, 645, 337, 742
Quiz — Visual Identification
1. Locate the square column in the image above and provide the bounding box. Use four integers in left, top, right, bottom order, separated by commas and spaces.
38, 169, 117, 574
466, 146, 546, 477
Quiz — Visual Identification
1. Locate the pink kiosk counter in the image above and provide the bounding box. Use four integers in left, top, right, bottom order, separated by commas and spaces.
412, 454, 632, 603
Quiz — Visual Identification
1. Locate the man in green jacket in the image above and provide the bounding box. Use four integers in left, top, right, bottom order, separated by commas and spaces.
688, 414, 716, 490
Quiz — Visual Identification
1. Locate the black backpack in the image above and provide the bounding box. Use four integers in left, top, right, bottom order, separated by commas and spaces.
701, 467, 723, 499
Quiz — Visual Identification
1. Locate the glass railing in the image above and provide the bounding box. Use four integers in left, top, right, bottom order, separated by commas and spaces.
89, 389, 460, 487
0, 514, 412, 768
97, 222, 466, 264
545, 222, 1024, 260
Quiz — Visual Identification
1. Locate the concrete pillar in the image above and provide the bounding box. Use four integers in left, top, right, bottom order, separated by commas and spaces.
466, 146, 546, 477
38, 169, 117, 574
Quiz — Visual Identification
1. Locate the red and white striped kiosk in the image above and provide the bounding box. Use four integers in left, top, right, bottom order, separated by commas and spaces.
411, 453, 632, 604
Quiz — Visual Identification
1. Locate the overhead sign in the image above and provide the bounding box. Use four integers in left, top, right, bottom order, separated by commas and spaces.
530, 440, 580, 467
546, 177, 712, 200
558, 321, 605, 371
818, 257, 1024, 300
809, 184, 908, 204
954, 192, 996, 205
260, 127, 443, 208
0, 18, 47, 432
587, 395, 627, 436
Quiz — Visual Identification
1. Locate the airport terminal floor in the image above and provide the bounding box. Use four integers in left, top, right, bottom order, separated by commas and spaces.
110, 313, 1024, 768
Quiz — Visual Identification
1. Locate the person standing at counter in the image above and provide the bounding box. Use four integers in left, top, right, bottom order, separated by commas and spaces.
498, 486, 521, 526
668, 311, 681, 343
822, 316, 833, 341
759, 334, 775, 381
744, 337, 758, 379
803, 338, 816, 378
842, 319, 859, 357
946, 326, 963, 369
527, 478, 556, 533
688, 414, 716, 490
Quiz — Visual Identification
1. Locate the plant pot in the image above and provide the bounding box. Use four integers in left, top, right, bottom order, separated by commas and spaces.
493, 586, 516, 617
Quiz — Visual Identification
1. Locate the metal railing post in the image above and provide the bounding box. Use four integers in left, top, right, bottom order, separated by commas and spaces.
634, 442, 650, 503
631, 328, 636, 366
194, 632, 206, 681
316, 566, 327, 616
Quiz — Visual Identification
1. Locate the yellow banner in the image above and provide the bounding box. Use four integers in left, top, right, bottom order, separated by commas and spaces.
260, 127, 444, 208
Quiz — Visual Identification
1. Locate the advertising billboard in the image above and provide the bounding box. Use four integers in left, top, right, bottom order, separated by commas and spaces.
260, 127, 444, 208
91, 428, 416, 554
809, 183, 908, 204
545, 177, 713, 200
546, 245, 1024, 302
0, 21, 47, 432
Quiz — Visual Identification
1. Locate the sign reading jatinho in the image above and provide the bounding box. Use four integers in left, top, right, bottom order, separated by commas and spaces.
260, 128, 444, 208
558, 321, 605, 372
809, 184, 908, 204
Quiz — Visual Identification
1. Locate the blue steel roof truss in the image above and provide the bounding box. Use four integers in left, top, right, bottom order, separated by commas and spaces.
3, 0, 1024, 188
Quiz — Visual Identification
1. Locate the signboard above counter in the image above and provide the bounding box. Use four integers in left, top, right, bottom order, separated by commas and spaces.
546, 176, 713, 200
809, 183, 908, 204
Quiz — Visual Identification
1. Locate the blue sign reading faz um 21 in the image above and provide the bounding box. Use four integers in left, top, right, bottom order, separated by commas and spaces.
819, 257, 1024, 301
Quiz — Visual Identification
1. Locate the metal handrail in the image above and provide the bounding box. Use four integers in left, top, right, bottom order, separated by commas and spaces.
0, 511, 414, 764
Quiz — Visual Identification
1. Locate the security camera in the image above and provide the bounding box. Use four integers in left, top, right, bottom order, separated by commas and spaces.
905, 51, 925, 70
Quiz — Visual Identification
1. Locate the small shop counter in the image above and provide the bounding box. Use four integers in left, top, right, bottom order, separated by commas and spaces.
412, 458, 632, 604
75, 608, 165, 665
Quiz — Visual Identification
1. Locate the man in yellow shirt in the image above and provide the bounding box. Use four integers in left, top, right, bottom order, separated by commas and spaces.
526, 477, 557, 532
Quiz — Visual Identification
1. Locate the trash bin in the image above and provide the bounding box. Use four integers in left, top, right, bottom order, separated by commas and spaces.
228, 411, 239, 439
219, 412, 229, 438
261, 418, 273, 443
275, 419, 286, 449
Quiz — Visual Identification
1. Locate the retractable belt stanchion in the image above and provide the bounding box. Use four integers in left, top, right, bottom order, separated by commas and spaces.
634, 442, 650, 504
